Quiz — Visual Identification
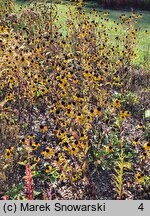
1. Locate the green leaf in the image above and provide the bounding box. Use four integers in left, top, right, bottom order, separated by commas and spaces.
145, 110, 150, 118
36, 91, 41, 97
18, 161, 27, 166
114, 168, 120, 176
32, 171, 39, 177
50, 175, 57, 182
47, 68, 52, 74
114, 181, 120, 190
34, 191, 41, 197
114, 175, 120, 184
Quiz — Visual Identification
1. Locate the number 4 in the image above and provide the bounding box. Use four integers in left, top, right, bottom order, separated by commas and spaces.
138, 203, 144, 211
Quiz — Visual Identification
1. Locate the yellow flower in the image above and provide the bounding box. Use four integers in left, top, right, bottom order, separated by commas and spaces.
73, 93, 83, 102
32, 141, 40, 147
124, 111, 131, 117
50, 107, 56, 113
6, 147, 14, 152
55, 156, 63, 164
136, 123, 145, 129
69, 146, 79, 155
42, 147, 54, 157
4, 151, 12, 159
62, 142, 69, 150
75, 112, 84, 123
106, 146, 113, 153
103, 101, 109, 107
28, 134, 35, 139
41, 88, 48, 95
83, 70, 90, 78
6, 93, 13, 100
144, 30, 148, 34
45, 166, 53, 173
143, 142, 150, 150
140, 152, 148, 160
60, 173, 66, 181
88, 109, 95, 117
136, 172, 145, 183
132, 138, 140, 145
56, 130, 67, 139
61, 91, 67, 97
104, 11, 110, 16
40, 125, 48, 133
21, 138, 28, 145
33, 157, 40, 163
80, 133, 88, 141
94, 107, 102, 116
60, 122, 67, 127
113, 99, 121, 108
119, 110, 130, 121
71, 174, 78, 182
65, 108, 73, 117
84, 123, 92, 131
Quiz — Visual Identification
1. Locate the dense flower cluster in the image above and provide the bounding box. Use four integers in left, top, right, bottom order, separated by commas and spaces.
0, 0, 149, 200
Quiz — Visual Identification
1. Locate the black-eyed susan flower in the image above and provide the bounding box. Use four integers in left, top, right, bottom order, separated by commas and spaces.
113, 99, 121, 108
61, 91, 67, 97
73, 93, 83, 102
56, 130, 67, 139
94, 107, 102, 116
144, 30, 148, 34
132, 138, 140, 145
80, 133, 88, 141
124, 111, 131, 117
69, 146, 79, 155
6, 93, 13, 100
143, 142, 150, 150
55, 156, 63, 164
103, 11, 109, 16
40, 125, 48, 133
21, 138, 28, 145
71, 174, 78, 182
63, 142, 69, 150
45, 166, 52, 173
4, 151, 12, 159
33, 157, 40, 163
28, 133, 35, 139
103, 101, 109, 107
140, 152, 147, 160
136, 172, 145, 183
83, 70, 90, 78
42, 147, 54, 157
106, 146, 113, 153
136, 123, 145, 129
59, 173, 66, 181
50, 106, 56, 113
75, 112, 84, 123
74, 140, 79, 145
32, 141, 40, 148
119, 111, 128, 121
41, 88, 48, 95
85, 123, 92, 131
65, 108, 73, 117
138, 14, 143, 18
6, 146, 14, 152
60, 122, 67, 127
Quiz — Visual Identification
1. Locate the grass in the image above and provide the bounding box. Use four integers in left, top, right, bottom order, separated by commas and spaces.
15, 0, 150, 68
